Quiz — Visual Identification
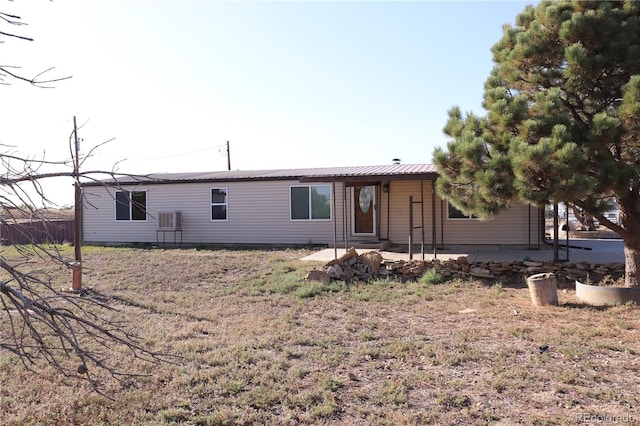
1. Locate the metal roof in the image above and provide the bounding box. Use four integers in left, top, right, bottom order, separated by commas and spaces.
82, 164, 439, 186
297, 164, 439, 183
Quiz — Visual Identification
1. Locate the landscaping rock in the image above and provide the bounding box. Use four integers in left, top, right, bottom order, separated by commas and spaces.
326, 264, 344, 279
338, 247, 358, 264
470, 267, 493, 279
305, 269, 331, 285
360, 251, 383, 274
307, 248, 625, 285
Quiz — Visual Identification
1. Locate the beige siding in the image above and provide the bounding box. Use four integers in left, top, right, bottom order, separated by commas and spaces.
82, 178, 540, 247
83, 181, 346, 245
385, 180, 436, 244
439, 201, 541, 246
384, 180, 541, 247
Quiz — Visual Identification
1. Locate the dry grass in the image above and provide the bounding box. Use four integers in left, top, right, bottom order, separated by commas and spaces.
1, 245, 639, 425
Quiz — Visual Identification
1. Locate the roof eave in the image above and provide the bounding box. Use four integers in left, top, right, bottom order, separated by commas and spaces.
81, 175, 298, 187
298, 173, 439, 183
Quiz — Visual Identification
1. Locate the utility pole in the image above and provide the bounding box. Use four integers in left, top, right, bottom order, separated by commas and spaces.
71, 116, 82, 292
226, 140, 231, 171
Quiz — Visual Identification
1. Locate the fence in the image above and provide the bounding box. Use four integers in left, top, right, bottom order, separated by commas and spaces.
0, 219, 75, 245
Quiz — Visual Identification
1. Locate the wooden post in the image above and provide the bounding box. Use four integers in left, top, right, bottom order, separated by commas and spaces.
420, 180, 424, 260
432, 179, 437, 259
408, 195, 413, 260
553, 203, 559, 263
526, 273, 558, 306
332, 182, 337, 260
72, 116, 82, 291
343, 183, 349, 250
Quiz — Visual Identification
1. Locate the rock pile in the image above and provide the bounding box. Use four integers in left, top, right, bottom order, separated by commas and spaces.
304, 248, 625, 286
305, 248, 384, 284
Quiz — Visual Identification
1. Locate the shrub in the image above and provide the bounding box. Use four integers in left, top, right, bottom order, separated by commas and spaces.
419, 269, 444, 285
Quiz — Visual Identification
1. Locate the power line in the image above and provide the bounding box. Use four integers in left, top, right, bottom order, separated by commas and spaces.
95, 145, 226, 161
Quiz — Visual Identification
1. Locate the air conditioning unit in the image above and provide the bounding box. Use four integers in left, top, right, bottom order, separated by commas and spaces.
157, 211, 182, 231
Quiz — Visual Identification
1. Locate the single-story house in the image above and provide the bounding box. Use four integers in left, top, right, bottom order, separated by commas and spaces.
81, 164, 544, 252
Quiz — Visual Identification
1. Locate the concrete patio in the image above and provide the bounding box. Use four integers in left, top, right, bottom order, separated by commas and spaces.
301, 239, 625, 264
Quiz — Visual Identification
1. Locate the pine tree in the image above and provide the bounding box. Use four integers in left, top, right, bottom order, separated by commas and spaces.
434, 1, 640, 287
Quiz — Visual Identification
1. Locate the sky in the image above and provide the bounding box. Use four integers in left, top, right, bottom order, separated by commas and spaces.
0, 0, 535, 206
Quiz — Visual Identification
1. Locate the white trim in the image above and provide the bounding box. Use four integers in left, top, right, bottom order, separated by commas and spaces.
210, 187, 229, 222
351, 185, 377, 236
289, 184, 332, 221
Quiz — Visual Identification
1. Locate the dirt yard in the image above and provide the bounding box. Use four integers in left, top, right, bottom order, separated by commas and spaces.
1, 246, 638, 425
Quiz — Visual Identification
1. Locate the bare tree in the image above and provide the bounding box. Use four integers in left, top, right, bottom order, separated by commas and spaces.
0, 137, 174, 395
0, 3, 172, 395
0, 3, 71, 87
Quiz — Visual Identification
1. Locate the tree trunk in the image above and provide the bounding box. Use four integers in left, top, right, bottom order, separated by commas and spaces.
624, 243, 640, 288
570, 205, 595, 231
618, 201, 640, 288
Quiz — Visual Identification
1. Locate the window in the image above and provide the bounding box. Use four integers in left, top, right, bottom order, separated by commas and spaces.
211, 188, 228, 221
448, 203, 477, 220
115, 190, 147, 221
290, 185, 331, 220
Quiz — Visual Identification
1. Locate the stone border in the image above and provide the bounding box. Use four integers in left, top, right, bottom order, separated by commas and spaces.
305, 248, 625, 286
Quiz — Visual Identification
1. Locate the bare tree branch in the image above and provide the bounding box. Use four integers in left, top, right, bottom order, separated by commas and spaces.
0, 144, 178, 396
0, 65, 72, 88
0, 29, 32, 41
0, 3, 179, 395
0, 5, 70, 86
0, 10, 28, 26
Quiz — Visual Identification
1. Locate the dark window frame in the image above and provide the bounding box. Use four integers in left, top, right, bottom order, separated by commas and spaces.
447, 203, 478, 220
115, 190, 147, 221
